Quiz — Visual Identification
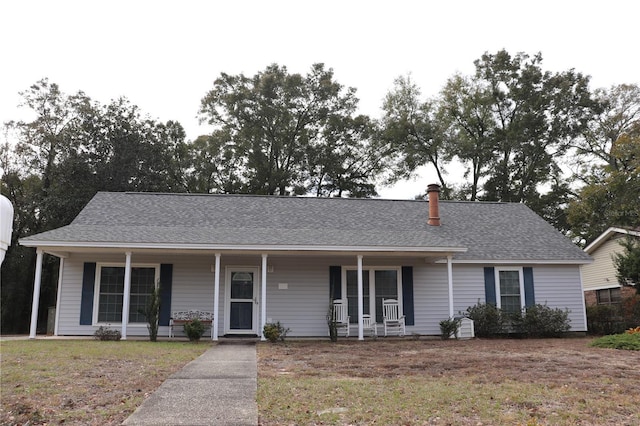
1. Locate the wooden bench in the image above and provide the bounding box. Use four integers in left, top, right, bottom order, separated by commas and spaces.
169, 310, 214, 338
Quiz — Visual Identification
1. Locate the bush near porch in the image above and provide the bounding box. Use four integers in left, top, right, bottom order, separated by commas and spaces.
464, 302, 572, 337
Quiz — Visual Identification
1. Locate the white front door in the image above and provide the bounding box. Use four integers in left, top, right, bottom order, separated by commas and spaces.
224, 267, 259, 335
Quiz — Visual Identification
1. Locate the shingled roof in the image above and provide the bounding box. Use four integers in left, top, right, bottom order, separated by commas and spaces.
20, 192, 591, 262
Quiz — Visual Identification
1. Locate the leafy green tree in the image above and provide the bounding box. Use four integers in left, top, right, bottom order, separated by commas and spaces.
614, 236, 640, 293
306, 114, 383, 197
471, 50, 596, 205
1, 80, 188, 333
199, 63, 382, 197
84, 98, 186, 193
7, 79, 93, 229
184, 133, 245, 193
379, 75, 450, 197
437, 73, 496, 200
567, 126, 640, 244
381, 50, 597, 219
571, 84, 639, 179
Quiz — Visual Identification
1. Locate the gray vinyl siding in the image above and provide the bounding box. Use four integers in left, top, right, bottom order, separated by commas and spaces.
449, 263, 586, 332
262, 257, 332, 337
412, 265, 449, 335
451, 264, 487, 314
54, 252, 586, 336
57, 257, 92, 335
531, 265, 586, 331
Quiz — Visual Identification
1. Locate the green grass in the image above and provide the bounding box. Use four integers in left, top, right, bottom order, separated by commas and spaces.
590, 333, 640, 350
1, 340, 208, 425
3, 338, 640, 425
258, 375, 638, 425
257, 339, 640, 425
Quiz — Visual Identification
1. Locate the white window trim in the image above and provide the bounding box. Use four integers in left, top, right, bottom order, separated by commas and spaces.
93, 262, 160, 326
494, 266, 525, 311
341, 266, 402, 322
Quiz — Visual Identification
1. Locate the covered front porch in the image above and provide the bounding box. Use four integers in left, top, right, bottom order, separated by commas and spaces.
27, 247, 464, 341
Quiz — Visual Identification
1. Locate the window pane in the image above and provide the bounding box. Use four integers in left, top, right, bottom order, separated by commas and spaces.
499, 270, 521, 314
611, 288, 622, 303
597, 288, 621, 305
499, 271, 520, 295
98, 293, 123, 322
230, 302, 253, 329
375, 270, 398, 323
99, 267, 124, 322
129, 267, 157, 323
597, 289, 610, 304
100, 267, 124, 294
346, 270, 369, 323
131, 268, 155, 294
501, 295, 521, 315
129, 295, 151, 323
231, 272, 254, 299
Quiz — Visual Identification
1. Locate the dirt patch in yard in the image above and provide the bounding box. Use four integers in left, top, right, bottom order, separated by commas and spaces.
259, 338, 639, 383
258, 338, 640, 425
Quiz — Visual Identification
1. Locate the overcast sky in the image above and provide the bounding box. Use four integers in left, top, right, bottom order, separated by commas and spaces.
1, 0, 638, 198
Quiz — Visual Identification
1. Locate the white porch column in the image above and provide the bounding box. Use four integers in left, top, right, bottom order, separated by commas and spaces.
260, 254, 268, 341
357, 255, 364, 341
121, 252, 132, 340
54, 257, 65, 336
212, 253, 221, 341
447, 255, 454, 318
28, 249, 44, 339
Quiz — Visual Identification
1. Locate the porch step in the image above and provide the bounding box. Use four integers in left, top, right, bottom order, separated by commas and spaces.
219, 335, 259, 345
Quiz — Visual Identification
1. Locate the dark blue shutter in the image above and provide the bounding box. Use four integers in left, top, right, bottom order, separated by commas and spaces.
523, 267, 535, 307
159, 264, 173, 326
80, 262, 96, 325
401, 266, 414, 326
329, 266, 341, 300
484, 267, 496, 305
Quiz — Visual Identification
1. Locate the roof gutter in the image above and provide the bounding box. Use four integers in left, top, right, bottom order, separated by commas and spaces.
435, 258, 593, 265
19, 239, 468, 254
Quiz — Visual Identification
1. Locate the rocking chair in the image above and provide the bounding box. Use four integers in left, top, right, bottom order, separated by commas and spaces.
382, 298, 406, 336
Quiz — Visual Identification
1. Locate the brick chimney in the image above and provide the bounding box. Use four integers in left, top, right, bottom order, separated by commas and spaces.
427, 184, 441, 226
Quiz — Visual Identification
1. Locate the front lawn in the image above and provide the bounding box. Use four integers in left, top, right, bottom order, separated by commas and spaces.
258, 338, 640, 425
2, 337, 639, 425
0, 340, 208, 425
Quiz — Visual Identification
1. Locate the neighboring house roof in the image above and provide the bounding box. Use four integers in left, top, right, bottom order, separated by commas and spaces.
20, 192, 591, 263
584, 227, 640, 254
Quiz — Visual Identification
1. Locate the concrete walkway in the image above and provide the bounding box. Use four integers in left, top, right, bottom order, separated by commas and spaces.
123, 343, 257, 426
